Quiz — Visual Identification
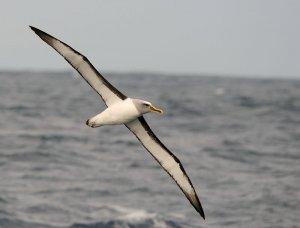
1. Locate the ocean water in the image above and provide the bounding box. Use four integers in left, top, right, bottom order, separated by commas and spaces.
0, 71, 299, 228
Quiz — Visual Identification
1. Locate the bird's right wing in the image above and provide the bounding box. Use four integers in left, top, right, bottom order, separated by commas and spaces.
126, 116, 205, 219
30, 26, 126, 106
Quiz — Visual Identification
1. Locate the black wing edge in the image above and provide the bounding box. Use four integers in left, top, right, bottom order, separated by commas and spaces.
127, 116, 205, 219
29, 25, 127, 101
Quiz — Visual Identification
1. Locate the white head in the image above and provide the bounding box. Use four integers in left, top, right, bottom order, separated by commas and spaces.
132, 99, 164, 115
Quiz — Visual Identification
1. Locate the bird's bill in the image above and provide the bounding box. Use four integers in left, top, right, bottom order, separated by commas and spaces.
150, 106, 164, 114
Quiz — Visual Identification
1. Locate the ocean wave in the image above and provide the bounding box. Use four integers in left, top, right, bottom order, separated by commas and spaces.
0, 218, 57, 228
70, 209, 182, 228
234, 95, 300, 113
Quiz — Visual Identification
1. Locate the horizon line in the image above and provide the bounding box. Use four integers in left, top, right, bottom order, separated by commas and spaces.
0, 68, 299, 80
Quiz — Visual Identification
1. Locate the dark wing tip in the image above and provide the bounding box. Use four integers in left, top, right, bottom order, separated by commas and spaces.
197, 203, 205, 220
29, 26, 57, 47
29, 25, 40, 34
193, 192, 205, 219
189, 191, 205, 219
29, 26, 47, 37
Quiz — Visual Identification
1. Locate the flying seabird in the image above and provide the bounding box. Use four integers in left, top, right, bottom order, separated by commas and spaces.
30, 26, 205, 219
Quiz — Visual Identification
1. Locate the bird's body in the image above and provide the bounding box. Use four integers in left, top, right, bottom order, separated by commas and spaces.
87, 98, 140, 127
30, 26, 205, 219
87, 98, 162, 127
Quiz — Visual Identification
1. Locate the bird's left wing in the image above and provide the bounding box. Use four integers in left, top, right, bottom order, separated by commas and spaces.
30, 26, 126, 106
126, 116, 205, 219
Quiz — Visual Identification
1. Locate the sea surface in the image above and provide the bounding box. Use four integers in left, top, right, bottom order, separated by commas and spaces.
0, 71, 299, 228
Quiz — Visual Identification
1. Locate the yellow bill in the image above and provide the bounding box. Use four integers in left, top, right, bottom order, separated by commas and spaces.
150, 105, 164, 114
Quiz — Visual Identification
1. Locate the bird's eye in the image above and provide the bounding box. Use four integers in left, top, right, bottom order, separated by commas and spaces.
143, 103, 150, 107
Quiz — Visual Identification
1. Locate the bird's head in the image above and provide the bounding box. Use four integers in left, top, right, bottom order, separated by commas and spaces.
133, 99, 164, 115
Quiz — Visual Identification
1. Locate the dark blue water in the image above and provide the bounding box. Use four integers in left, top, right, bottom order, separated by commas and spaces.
0, 71, 299, 228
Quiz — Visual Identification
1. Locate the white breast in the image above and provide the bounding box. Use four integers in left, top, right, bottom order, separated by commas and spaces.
89, 98, 141, 126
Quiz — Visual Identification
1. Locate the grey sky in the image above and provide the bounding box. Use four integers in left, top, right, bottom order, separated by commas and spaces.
1, 0, 299, 77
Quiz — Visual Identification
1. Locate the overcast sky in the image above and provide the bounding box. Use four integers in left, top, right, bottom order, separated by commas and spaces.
1, 0, 299, 77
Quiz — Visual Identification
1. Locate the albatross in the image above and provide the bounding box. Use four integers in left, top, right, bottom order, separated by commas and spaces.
30, 26, 205, 219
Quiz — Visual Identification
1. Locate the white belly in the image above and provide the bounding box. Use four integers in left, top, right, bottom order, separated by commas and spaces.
87, 98, 140, 127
